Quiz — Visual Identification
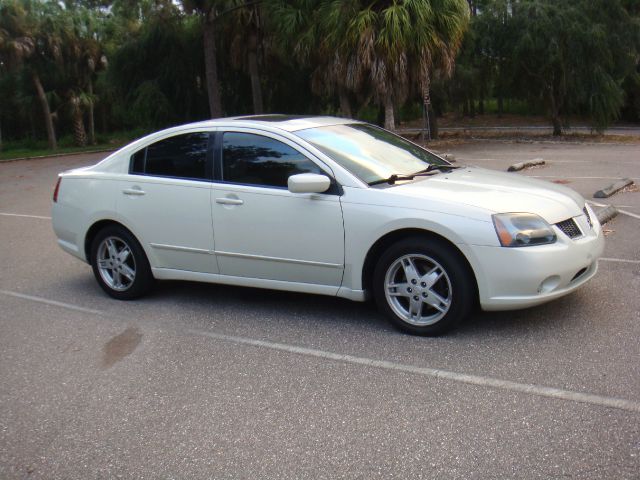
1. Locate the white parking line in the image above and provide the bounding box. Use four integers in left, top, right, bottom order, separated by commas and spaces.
600, 257, 640, 265
587, 201, 640, 220
532, 175, 640, 181
0, 290, 104, 315
0, 212, 51, 220
1, 288, 639, 414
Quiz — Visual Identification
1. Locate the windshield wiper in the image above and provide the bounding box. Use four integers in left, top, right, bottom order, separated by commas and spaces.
413, 164, 460, 175
367, 174, 417, 186
368, 164, 460, 186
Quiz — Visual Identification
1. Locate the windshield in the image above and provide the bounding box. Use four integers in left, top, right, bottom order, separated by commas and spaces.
295, 123, 449, 185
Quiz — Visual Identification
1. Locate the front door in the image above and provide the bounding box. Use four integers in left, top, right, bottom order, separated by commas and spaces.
211, 130, 344, 286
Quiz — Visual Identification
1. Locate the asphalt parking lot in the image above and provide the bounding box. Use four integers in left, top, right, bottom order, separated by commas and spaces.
1, 141, 639, 479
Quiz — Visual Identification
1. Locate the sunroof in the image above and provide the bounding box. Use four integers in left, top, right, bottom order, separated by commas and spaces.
235, 115, 310, 122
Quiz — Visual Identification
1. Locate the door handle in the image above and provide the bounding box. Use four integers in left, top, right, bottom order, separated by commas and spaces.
122, 188, 145, 196
215, 197, 244, 205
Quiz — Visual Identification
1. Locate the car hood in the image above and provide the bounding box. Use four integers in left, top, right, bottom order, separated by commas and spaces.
389, 166, 584, 224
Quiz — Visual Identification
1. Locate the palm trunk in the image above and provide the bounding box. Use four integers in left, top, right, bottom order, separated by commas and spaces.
338, 86, 352, 118
88, 76, 96, 145
383, 96, 395, 130
32, 72, 57, 150
429, 106, 438, 140
549, 88, 562, 136
101, 104, 107, 133
73, 109, 88, 147
247, 31, 264, 114
203, 16, 222, 118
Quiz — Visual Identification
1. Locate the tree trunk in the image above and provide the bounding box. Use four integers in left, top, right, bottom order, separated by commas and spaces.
552, 116, 562, 136
497, 93, 504, 117
101, 103, 107, 133
73, 109, 88, 147
32, 72, 57, 150
383, 96, 395, 130
469, 98, 476, 118
88, 76, 96, 145
203, 16, 222, 118
429, 106, 438, 140
462, 97, 469, 117
549, 87, 562, 136
376, 105, 385, 127
247, 30, 264, 114
338, 86, 352, 118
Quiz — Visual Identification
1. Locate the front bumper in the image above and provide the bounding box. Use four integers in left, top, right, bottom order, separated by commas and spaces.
469, 219, 604, 311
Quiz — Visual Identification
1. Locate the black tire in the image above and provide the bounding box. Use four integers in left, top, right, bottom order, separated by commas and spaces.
373, 236, 475, 335
90, 224, 154, 300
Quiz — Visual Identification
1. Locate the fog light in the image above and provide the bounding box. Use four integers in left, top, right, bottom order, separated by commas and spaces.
538, 275, 561, 294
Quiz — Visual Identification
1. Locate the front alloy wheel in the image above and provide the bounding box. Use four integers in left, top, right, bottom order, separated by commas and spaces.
384, 254, 453, 326
373, 237, 475, 335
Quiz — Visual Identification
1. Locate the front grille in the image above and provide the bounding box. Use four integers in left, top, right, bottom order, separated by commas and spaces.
583, 206, 593, 228
556, 218, 582, 239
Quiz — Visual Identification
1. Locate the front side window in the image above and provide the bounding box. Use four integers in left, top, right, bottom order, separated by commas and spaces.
130, 132, 210, 180
222, 132, 323, 188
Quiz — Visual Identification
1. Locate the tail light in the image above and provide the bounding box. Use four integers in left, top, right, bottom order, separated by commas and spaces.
53, 177, 61, 202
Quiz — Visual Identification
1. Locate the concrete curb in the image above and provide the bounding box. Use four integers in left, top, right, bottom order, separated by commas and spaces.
434, 152, 456, 163
596, 206, 619, 225
507, 158, 545, 172
0, 148, 115, 163
593, 178, 634, 198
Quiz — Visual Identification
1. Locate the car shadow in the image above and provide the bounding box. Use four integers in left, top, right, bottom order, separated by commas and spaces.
151, 280, 394, 334
150, 279, 583, 339
59, 274, 586, 339
457, 293, 586, 338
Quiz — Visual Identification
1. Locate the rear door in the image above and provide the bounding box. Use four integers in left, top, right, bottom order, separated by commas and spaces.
117, 131, 218, 273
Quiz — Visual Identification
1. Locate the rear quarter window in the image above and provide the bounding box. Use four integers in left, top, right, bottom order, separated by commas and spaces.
129, 132, 211, 180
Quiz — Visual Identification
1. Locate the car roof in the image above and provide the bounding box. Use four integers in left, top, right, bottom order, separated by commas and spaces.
175, 115, 361, 133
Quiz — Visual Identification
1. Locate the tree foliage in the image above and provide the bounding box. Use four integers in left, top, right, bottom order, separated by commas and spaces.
0, 0, 639, 148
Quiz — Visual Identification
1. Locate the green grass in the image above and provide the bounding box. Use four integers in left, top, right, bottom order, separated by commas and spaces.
0, 129, 151, 161
0, 144, 117, 161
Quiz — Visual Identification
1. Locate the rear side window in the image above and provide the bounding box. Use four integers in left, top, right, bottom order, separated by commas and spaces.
222, 132, 323, 188
130, 132, 210, 180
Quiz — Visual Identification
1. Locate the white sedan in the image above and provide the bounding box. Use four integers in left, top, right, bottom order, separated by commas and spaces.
52, 115, 604, 335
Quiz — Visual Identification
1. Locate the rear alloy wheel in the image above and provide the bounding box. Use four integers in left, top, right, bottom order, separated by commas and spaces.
373, 237, 474, 335
90, 225, 153, 300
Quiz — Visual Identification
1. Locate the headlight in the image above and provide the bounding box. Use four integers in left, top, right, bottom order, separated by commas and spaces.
492, 213, 557, 247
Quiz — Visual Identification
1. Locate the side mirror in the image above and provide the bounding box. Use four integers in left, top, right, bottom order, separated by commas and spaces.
287, 173, 331, 194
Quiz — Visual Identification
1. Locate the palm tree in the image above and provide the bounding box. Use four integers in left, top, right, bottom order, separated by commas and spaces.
68, 90, 92, 146
60, 5, 108, 146
182, 0, 224, 118
272, 0, 469, 130
269, 0, 355, 117
0, 0, 60, 150
226, 0, 265, 114
343, 0, 469, 130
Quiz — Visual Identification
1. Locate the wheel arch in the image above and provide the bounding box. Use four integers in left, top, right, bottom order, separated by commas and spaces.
84, 219, 145, 263
361, 228, 479, 304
